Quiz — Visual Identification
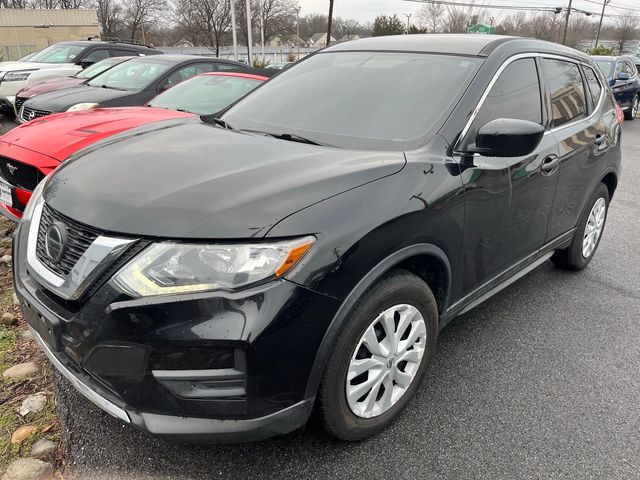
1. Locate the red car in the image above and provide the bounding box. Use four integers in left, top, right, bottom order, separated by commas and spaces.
0, 71, 269, 220
14, 56, 133, 118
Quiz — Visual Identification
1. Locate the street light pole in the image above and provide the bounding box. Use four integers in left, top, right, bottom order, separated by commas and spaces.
296, 6, 301, 58
561, 0, 573, 45
230, 0, 239, 61
245, 0, 253, 65
327, 0, 334, 47
595, 0, 611, 49
404, 13, 412, 34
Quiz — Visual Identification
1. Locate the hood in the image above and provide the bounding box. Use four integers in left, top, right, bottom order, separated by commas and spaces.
1, 107, 193, 161
25, 85, 134, 112
0, 62, 65, 72
18, 78, 84, 99
44, 121, 406, 239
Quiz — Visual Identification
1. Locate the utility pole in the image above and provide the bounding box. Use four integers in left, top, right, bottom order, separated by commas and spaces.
595, 0, 611, 49
296, 6, 301, 58
404, 13, 412, 34
258, 0, 265, 62
245, 0, 253, 65
561, 0, 573, 45
230, 0, 239, 61
327, 0, 334, 47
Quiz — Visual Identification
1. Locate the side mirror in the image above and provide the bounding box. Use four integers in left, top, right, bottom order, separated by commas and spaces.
470, 118, 544, 157
617, 72, 630, 81
78, 60, 95, 69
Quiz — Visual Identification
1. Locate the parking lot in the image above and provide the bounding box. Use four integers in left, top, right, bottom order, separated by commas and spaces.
0, 116, 619, 478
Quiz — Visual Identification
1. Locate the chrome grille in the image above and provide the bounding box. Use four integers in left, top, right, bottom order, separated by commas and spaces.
14, 96, 26, 115
36, 204, 101, 277
0, 157, 43, 190
20, 106, 52, 123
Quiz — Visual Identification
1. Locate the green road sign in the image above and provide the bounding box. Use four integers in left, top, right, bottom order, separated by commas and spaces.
467, 23, 496, 35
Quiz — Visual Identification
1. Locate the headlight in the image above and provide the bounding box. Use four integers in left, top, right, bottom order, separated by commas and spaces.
3, 70, 36, 82
66, 103, 99, 112
21, 178, 46, 222
113, 236, 315, 297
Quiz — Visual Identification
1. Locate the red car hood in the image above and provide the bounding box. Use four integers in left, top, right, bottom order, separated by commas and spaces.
0, 107, 194, 162
18, 78, 85, 99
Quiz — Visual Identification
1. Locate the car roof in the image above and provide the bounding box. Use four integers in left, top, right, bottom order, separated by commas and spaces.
132, 54, 245, 65
199, 72, 268, 81
326, 34, 590, 60
57, 40, 155, 50
591, 55, 634, 61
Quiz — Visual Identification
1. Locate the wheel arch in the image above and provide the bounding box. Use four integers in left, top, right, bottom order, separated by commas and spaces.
304, 243, 451, 399
601, 170, 618, 200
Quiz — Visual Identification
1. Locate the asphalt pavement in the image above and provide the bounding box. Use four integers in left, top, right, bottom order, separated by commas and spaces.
5, 113, 640, 479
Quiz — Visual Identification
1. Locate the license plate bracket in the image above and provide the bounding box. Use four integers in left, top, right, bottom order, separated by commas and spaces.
23, 304, 61, 351
0, 180, 11, 206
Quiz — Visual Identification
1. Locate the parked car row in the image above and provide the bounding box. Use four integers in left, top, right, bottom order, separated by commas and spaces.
2, 35, 623, 445
0, 39, 162, 113
0, 52, 272, 219
592, 54, 640, 120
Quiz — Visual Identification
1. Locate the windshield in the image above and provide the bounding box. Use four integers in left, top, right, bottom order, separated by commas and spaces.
222, 52, 482, 150
87, 58, 172, 91
27, 44, 85, 64
149, 74, 263, 115
595, 59, 614, 77
76, 57, 126, 79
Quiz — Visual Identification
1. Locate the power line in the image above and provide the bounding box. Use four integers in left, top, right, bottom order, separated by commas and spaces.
403, 0, 560, 13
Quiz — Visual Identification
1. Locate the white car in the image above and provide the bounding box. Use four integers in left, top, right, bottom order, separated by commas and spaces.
0, 40, 162, 113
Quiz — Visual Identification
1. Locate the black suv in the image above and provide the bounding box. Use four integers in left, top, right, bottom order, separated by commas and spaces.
13, 35, 622, 442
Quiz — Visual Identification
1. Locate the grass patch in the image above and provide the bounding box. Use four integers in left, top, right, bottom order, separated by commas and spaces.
0, 217, 62, 473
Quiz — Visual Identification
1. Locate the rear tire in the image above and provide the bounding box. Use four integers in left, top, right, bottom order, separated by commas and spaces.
552, 183, 609, 270
317, 269, 438, 441
624, 94, 639, 120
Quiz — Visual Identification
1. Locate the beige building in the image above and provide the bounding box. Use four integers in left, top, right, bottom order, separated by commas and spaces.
0, 9, 99, 61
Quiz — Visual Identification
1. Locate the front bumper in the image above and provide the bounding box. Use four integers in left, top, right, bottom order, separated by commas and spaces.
14, 214, 341, 442
30, 325, 313, 442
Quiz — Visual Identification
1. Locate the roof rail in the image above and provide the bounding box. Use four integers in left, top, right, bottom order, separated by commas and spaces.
86, 36, 154, 48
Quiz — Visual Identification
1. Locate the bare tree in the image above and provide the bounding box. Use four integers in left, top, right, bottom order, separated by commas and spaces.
59, 0, 91, 8
418, 1, 445, 33
124, 0, 166, 42
95, 0, 124, 37
174, 0, 231, 56
497, 12, 527, 36
255, 0, 297, 44
614, 10, 640, 53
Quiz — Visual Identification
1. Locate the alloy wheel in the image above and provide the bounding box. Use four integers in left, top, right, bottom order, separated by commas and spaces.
633, 96, 639, 118
582, 197, 606, 258
346, 304, 426, 419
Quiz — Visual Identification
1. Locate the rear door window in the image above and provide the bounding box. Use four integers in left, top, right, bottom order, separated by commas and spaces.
583, 66, 602, 108
542, 59, 587, 128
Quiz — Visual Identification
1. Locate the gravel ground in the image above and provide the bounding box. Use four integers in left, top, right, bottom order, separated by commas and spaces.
5, 113, 640, 479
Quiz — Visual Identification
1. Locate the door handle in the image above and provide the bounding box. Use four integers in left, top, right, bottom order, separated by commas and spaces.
594, 134, 606, 147
540, 155, 559, 175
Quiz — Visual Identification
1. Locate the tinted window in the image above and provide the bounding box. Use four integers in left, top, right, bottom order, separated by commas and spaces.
27, 44, 85, 64
583, 66, 602, 107
113, 49, 137, 57
87, 58, 172, 91
160, 63, 215, 89
82, 49, 109, 63
594, 59, 614, 77
217, 63, 244, 71
543, 59, 587, 128
461, 58, 541, 151
624, 60, 636, 77
222, 52, 482, 151
150, 74, 263, 115
76, 57, 125, 79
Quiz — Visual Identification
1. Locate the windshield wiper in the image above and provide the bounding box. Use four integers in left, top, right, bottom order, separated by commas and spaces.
239, 129, 325, 146
208, 117, 235, 130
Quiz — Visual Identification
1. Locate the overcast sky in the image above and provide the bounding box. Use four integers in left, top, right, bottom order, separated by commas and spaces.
298, 0, 637, 24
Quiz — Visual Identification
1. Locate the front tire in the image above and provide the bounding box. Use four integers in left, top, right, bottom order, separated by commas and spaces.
552, 183, 609, 270
317, 269, 438, 441
624, 94, 639, 120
